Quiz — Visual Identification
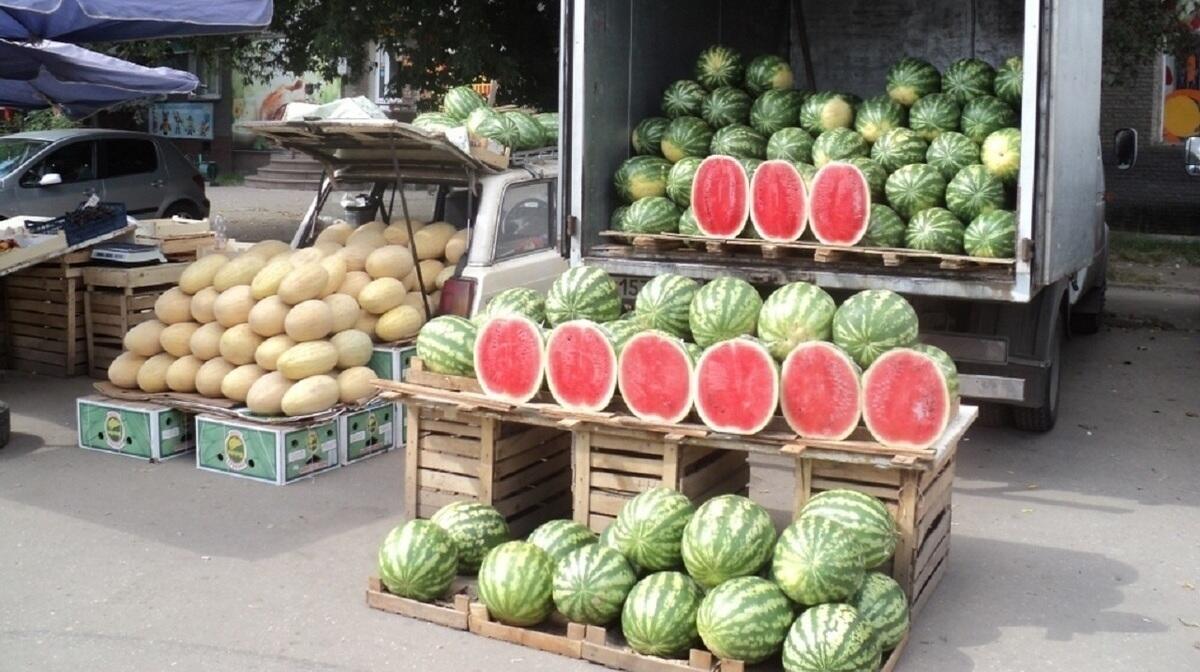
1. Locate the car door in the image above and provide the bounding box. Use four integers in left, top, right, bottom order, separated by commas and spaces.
98, 138, 164, 217
17, 140, 102, 216
468, 178, 569, 309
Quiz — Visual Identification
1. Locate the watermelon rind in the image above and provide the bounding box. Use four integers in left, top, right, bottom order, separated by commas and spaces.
504, 111, 546, 151
812, 128, 869, 168
981, 127, 1021, 185
848, 157, 886, 201
545, 266, 622, 326
632, 116, 671, 156
853, 572, 911, 651
477, 541, 555, 626
908, 92, 961, 141
942, 57, 998, 104
623, 196, 682, 234
750, 89, 805, 137
767, 127, 815, 163
906, 207, 965, 254
442, 85, 486, 121
466, 106, 516, 146
666, 157, 702, 208
757, 281, 836, 360
831, 288, 919, 369
855, 95, 907, 144
614, 155, 672, 203
750, 159, 808, 242
964, 209, 1017, 258
782, 603, 882, 672
378, 520, 458, 602
635, 274, 698, 339
553, 544, 637, 625
800, 488, 898, 569
681, 495, 777, 589
808, 162, 871, 246
412, 112, 459, 134
662, 79, 707, 118
526, 519, 596, 566
945, 164, 1006, 223
696, 577, 794, 663
926, 131, 981, 181
474, 314, 547, 403
862, 348, 954, 450
610, 205, 630, 232
417, 315, 477, 376
885, 163, 947, 219
545, 320, 618, 412
860, 204, 907, 248
430, 500, 510, 573
689, 276, 762, 347
793, 161, 817, 187
993, 56, 1023, 108
870, 127, 928, 173
886, 57, 941, 107
678, 206, 701, 236
605, 487, 695, 572
475, 287, 546, 326
601, 317, 647, 356
661, 116, 714, 163
799, 91, 856, 134
695, 45, 744, 90
738, 157, 763, 180
701, 86, 753, 128
710, 123, 767, 159
691, 155, 751, 238
780, 341, 863, 441
911, 342, 960, 399
960, 95, 1016, 144
744, 54, 794, 95
622, 571, 704, 657
534, 112, 559, 144
771, 516, 867, 605
694, 337, 780, 435
617, 330, 696, 425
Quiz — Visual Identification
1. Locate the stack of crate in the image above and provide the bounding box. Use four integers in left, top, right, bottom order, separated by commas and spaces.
83, 263, 187, 378
1, 251, 91, 376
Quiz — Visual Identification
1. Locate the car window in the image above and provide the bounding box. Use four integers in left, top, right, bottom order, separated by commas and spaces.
20, 141, 96, 186
494, 181, 555, 261
0, 139, 49, 178
100, 139, 158, 179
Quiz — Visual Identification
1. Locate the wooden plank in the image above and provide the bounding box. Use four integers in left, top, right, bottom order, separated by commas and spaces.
82, 263, 186, 288
8, 334, 70, 354
892, 470, 920, 601
495, 434, 569, 479
468, 603, 585, 658
418, 450, 480, 478
8, 356, 84, 377
661, 442, 680, 488
5, 320, 86, 341
591, 452, 664, 477
693, 464, 751, 503
417, 490, 467, 518
404, 403, 422, 519
3, 286, 73, 303
365, 576, 470, 630
580, 625, 709, 672
679, 445, 715, 470
421, 434, 482, 458
793, 458, 813, 516
493, 451, 570, 500
8, 346, 86, 366
591, 433, 665, 455
811, 460, 903, 487
421, 418, 483, 438
572, 430, 592, 526
419, 468, 481, 497
879, 635, 910, 672
809, 478, 899, 502
477, 417, 496, 505
911, 546, 949, 618
7, 309, 74, 328
588, 491, 630, 517
587, 513, 616, 533
679, 450, 746, 499
494, 471, 571, 518
508, 491, 572, 539
494, 424, 567, 461
591, 470, 662, 494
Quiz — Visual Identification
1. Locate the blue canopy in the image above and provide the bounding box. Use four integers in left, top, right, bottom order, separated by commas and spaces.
0, 0, 272, 42
0, 39, 197, 118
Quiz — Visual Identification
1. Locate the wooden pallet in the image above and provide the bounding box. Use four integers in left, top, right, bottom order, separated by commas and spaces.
469, 604, 587, 658
1, 252, 91, 376
365, 576, 471, 630
83, 263, 188, 378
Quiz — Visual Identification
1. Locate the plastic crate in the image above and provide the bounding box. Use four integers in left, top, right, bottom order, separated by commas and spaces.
28, 203, 127, 246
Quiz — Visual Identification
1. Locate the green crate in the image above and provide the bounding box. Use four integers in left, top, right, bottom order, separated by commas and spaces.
195, 414, 340, 485
76, 395, 192, 461
340, 399, 398, 464
369, 344, 416, 448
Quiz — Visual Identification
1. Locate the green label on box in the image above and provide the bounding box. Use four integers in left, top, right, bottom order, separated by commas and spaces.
369, 349, 395, 380
197, 419, 339, 483
79, 403, 153, 457
282, 424, 339, 480
345, 402, 395, 461
157, 408, 190, 457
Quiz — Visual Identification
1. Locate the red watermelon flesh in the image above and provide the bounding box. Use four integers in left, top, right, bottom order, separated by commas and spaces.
780, 342, 862, 440
691, 155, 750, 238
618, 331, 694, 424
862, 348, 952, 449
750, 159, 808, 241
808, 162, 871, 246
693, 338, 779, 435
474, 315, 545, 404
545, 320, 617, 412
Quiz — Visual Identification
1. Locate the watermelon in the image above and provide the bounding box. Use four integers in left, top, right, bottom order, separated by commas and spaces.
430, 500, 510, 573
474, 315, 545, 403
545, 320, 618, 412
635, 273, 698, 339
885, 163, 946, 219
378, 520, 458, 602
694, 337, 779, 435
912, 343, 960, 399
964, 209, 1017, 258
745, 54, 794, 95
860, 204, 906, 248
696, 577, 794, 663
618, 330, 696, 424
808, 162, 871, 246
622, 571, 704, 657
623, 196, 681, 234
800, 489, 897, 568
750, 89, 805, 136
710, 123, 767, 159
412, 112, 459, 134
739, 157, 764, 179
666, 157, 702, 208
689, 276, 762, 347
545, 266, 622, 326
527, 519, 596, 565
848, 157, 886, 201
417, 315, 477, 376
750, 159, 808, 241
771, 516, 866, 605
691, 155, 751, 238
886, 57, 941, 107
906, 207, 964, 254
611, 206, 629, 232
869, 127, 928, 173
780, 341, 862, 441
661, 116, 714, 163
862, 347, 955, 449
981, 127, 1021, 184
757, 281, 836, 360
632, 116, 671, 156
553, 544, 637, 625
960, 95, 1016, 144
925, 131, 981, 181
942, 57, 997, 104
993, 56, 1023, 108
442, 85, 486, 121
812, 128, 869, 168
945, 164, 1005, 222
681, 495, 777, 588
602, 317, 647, 355
799, 92, 856, 134
853, 572, 910, 651
662, 79, 707, 118
678, 207, 701, 236
782, 603, 881, 672
908, 93, 961, 141
606, 487, 694, 572
467, 106, 517, 146
477, 541, 554, 626
505, 111, 547, 150
614, 155, 671, 203
702, 86, 753, 128
476, 287, 546, 326
854, 95, 907, 144
767, 127, 815, 163
793, 161, 817, 187
695, 45, 744, 90
534, 112, 559, 144
831, 289, 919, 369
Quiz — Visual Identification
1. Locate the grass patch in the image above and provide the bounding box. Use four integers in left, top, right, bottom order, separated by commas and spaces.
1109, 231, 1200, 265
212, 173, 245, 187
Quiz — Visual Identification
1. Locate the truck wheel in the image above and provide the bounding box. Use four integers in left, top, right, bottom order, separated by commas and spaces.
1070, 285, 1105, 335
1012, 320, 1062, 433
0, 401, 9, 449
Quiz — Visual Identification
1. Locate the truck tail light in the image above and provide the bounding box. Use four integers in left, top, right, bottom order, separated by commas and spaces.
439, 276, 476, 318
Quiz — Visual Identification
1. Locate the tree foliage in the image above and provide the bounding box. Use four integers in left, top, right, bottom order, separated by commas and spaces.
1104, 0, 1200, 84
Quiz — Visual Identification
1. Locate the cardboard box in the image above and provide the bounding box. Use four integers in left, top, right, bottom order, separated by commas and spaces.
443, 126, 510, 170
76, 395, 193, 461
194, 414, 340, 485
340, 399, 398, 464
369, 345, 417, 381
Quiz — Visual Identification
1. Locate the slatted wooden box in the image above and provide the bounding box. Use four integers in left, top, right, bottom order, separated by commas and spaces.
83, 263, 187, 378
1, 252, 90, 376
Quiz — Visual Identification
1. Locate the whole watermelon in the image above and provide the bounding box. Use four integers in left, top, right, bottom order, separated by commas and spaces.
960, 95, 1016, 144
965, 209, 1017, 258
417, 315, 477, 375
477, 541, 554, 626
812, 128, 869, 168
553, 544, 637, 625
604, 316, 649, 356
526, 519, 596, 565
853, 572, 911, 651
661, 116, 714, 163
702, 86, 753, 128
782, 603, 881, 672
710, 123, 767, 159
981, 127, 1021, 184
534, 112, 559, 143
681, 495, 777, 588
767, 127, 815, 163
635, 273, 699, 339
860, 204, 907, 248
945, 164, 1006, 222
993, 56, 1023, 107
854, 95, 907, 144
412, 112, 459, 134
757, 282, 837, 361
666, 156, 702, 208
744, 54, 794, 95
604, 487, 694, 572
885, 163, 946, 219
908, 92, 961, 141
912, 343, 960, 399
886, 57, 941, 107
906, 207, 965, 254
831, 289, 919, 369
430, 500, 510, 573
467, 107, 516, 146
870, 127, 928, 173
476, 287, 547, 326
771, 516, 866, 605
942, 57, 997, 104
505, 111, 547, 151
925, 131, 981, 181
662, 80, 707, 118
614, 155, 671, 203
632, 117, 671, 156
689, 276, 763, 348
750, 89, 805, 136
799, 91, 857, 134
678, 206, 701, 236
545, 266, 622, 326
611, 206, 629, 232
799, 489, 898, 568
442, 85, 486, 121
793, 161, 818, 187
378, 520, 458, 602
849, 157, 887, 201
739, 157, 763, 180
696, 577, 794, 663
623, 197, 681, 234
695, 45, 744, 90
622, 571, 704, 657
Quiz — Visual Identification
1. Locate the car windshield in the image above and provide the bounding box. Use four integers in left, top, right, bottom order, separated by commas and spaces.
0, 139, 50, 178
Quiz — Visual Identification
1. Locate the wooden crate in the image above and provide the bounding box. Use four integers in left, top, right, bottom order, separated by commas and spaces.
83, 263, 187, 378
572, 428, 751, 534
365, 576, 472, 630
1, 252, 91, 376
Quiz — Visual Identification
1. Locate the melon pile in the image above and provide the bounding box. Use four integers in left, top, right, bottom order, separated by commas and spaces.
411, 84, 558, 152
105, 218, 468, 417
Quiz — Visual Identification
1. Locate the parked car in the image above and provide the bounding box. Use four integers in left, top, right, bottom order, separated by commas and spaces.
0, 129, 209, 220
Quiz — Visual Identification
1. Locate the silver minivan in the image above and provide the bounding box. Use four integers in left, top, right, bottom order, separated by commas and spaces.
0, 129, 209, 220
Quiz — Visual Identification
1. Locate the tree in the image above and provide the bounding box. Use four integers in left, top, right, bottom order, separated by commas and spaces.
1104, 0, 1200, 84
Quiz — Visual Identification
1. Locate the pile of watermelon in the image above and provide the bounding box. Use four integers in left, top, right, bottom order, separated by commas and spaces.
611, 46, 1022, 258
411, 85, 559, 152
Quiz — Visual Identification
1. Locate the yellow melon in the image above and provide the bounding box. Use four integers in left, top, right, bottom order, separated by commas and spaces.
443, 229, 469, 264
179, 254, 229, 294
319, 254, 347, 297
365, 244, 415, 280
165, 355, 203, 393
195, 357, 235, 397
189, 322, 225, 361
337, 366, 377, 404
276, 340, 339, 380
347, 231, 388, 252
246, 371, 294, 415
219, 323, 264, 366
221, 364, 266, 402
125, 319, 166, 356
376, 305, 425, 342
212, 285, 255, 327
136, 353, 177, 393
401, 291, 435, 314
285, 299, 334, 342
290, 247, 326, 266
247, 296, 288, 338
189, 286, 219, 323
435, 265, 456, 289
251, 256, 294, 299
154, 287, 193, 324
412, 259, 444, 293
358, 277, 406, 314
281, 375, 340, 416
277, 263, 328, 305
331, 329, 373, 368
336, 245, 370, 272
413, 222, 458, 260
383, 219, 425, 245
323, 293, 361, 332
243, 239, 291, 261
107, 352, 146, 389
337, 270, 371, 297
317, 221, 353, 245
354, 312, 380, 340
255, 334, 295, 371
314, 241, 343, 258
159, 321, 201, 358
212, 254, 265, 292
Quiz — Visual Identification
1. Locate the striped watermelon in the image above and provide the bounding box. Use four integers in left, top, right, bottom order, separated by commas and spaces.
696, 577, 794, 663
848, 157, 886, 201
417, 315, 477, 376
926, 131, 981, 181
475, 314, 545, 403
869, 127, 928, 173
739, 157, 764, 180
885, 163, 946, 219
960, 95, 1016, 144
745, 54, 794, 95
430, 501, 510, 573
662, 80, 707, 118
605, 487, 695, 572
782, 603, 881, 672
534, 112, 559, 143
908, 93, 961, 141
812, 129, 869, 168
553, 544, 637, 625
611, 206, 629, 232
545, 320, 618, 412
614, 155, 672, 203
476, 287, 546, 326
757, 281, 836, 360
800, 489, 897, 568
412, 112, 459, 134
793, 162, 817, 187
662, 116, 714, 163
906, 207, 965, 254
618, 330, 696, 424
767, 127, 815, 163
527, 519, 596, 565
861, 204, 907, 248
702, 86, 753, 128
477, 541, 554, 626
622, 571, 704, 657
467, 106, 516, 146
689, 276, 762, 347
681, 495, 777, 588
886, 57, 941, 107
781, 341, 862, 440
750, 89, 805, 136
771, 516, 866, 605
505, 111, 546, 150
667, 157, 702, 208
946, 164, 1005, 222
691, 155, 751, 238
912, 343, 960, 398
694, 337, 779, 435
623, 196, 682, 234
678, 206, 701, 236
635, 274, 698, 339
442, 85, 486, 121
799, 92, 856, 134
378, 520, 458, 602
808, 162, 871, 246
854, 95, 907, 144
993, 56, 1023, 108
853, 572, 910, 651
862, 347, 955, 449
942, 58, 997, 104
602, 317, 647, 355
546, 266, 621, 326
981, 127, 1021, 185
632, 117, 671, 156
695, 45, 744, 90
710, 123, 767, 159
750, 159, 808, 241
964, 209, 1017, 258
831, 289, 919, 369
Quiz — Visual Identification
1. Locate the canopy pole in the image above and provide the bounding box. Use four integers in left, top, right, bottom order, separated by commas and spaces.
390, 132, 431, 320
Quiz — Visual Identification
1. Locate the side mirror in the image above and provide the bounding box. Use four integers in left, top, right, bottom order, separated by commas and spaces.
1186, 136, 1200, 177
38, 172, 63, 187
1113, 128, 1137, 170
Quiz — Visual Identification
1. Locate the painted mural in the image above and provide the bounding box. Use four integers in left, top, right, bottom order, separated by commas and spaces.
231, 71, 341, 149
1162, 9, 1200, 142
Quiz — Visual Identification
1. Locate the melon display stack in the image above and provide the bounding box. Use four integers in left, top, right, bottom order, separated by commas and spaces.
104, 218, 468, 418
411, 84, 559, 152
612, 45, 1022, 259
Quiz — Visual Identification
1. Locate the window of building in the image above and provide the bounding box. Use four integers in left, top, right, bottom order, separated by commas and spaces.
100, 139, 159, 178
494, 181, 555, 261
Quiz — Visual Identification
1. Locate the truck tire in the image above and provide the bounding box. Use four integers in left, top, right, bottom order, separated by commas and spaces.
1012, 319, 1063, 432
0, 401, 9, 449
1070, 285, 1105, 335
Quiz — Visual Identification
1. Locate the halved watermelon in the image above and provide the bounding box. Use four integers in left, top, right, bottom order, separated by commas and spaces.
750, 159, 807, 241
474, 315, 545, 404
545, 320, 617, 412
691, 155, 750, 238
693, 338, 779, 435
808, 162, 871, 246
862, 348, 953, 449
617, 330, 694, 424
780, 342, 862, 441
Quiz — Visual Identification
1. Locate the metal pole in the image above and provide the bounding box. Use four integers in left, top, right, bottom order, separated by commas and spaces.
389, 131, 431, 320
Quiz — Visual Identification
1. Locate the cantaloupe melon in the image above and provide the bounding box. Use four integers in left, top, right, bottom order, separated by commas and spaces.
412, 259, 444, 293
413, 222, 457, 260
323, 293, 360, 332
277, 263, 328, 305
331, 329, 373, 368
179, 254, 229, 294
251, 256, 293, 299
443, 229, 468, 264
276, 340, 339, 380
221, 363, 266, 402
219, 323, 264, 366
166, 355, 203, 393
347, 221, 387, 243
213, 285, 255, 327
108, 352, 146, 389
154, 287, 193, 324
212, 254, 265, 292
136, 353, 177, 393
189, 286, 219, 323
125, 319, 167, 356
189, 322, 225, 361
244, 239, 291, 261
337, 270, 371, 297
290, 247, 326, 266
314, 241, 343, 257
319, 254, 347, 297
383, 219, 425, 245
365, 245, 415, 280
400, 291, 431, 313
376, 305, 425, 342
400, 268, 417, 291
246, 371, 293, 415
255, 334, 295, 371
358, 277, 406, 314
285, 299, 334, 342
195, 357, 235, 397
337, 366, 377, 403
281, 374, 340, 416
354, 312, 380, 339
160, 321, 201, 358
435, 265, 456, 289
317, 222, 353, 245
247, 296, 288, 338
